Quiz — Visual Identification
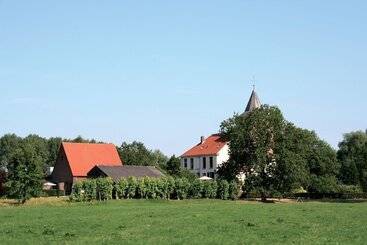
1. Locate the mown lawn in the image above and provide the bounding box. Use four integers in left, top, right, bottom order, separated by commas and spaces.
0, 198, 366, 244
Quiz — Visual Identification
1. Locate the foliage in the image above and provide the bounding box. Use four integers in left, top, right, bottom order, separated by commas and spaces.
228, 181, 239, 200
219, 105, 340, 200
115, 178, 129, 199
83, 179, 97, 201
117, 141, 168, 166
337, 130, 367, 191
189, 178, 203, 198
217, 180, 229, 200
0, 134, 22, 169
96, 178, 114, 201
174, 178, 190, 199
202, 180, 217, 198
162, 155, 197, 181
219, 105, 288, 200
5, 142, 44, 203
70, 181, 84, 202
126, 176, 138, 199
165, 155, 181, 175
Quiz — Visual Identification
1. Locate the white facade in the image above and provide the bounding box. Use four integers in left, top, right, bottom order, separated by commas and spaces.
181, 144, 229, 179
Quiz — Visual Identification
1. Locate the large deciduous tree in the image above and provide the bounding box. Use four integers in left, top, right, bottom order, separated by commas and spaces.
5, 142, 44, 203
219, 105, 288, 200
337, 131, 367, 191
218, 105, 339, 200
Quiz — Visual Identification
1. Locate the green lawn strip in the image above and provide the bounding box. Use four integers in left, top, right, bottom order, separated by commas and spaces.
0, 200, 366, 244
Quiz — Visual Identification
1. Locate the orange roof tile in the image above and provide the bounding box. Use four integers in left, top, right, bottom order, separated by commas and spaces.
62, 142, 122, 177
181, 134, 227, 157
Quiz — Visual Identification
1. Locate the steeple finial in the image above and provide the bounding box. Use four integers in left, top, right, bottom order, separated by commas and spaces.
251, 75, 256, 91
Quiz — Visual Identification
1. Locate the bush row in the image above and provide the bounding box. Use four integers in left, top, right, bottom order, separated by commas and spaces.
70, 177, 239, 202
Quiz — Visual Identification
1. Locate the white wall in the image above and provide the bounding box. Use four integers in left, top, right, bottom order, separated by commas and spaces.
181, 143, 229, 179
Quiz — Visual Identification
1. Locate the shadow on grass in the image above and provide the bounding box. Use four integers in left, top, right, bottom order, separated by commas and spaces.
303, 198, 367, 204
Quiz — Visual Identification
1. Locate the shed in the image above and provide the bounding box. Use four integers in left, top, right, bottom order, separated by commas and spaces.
87, 165, 165, 181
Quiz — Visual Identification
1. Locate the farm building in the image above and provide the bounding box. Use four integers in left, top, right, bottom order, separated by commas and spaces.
51, 142, 123, 194
88, 165, 165, 181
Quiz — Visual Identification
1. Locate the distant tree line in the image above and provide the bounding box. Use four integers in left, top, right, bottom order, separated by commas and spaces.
218, 105, 367, 200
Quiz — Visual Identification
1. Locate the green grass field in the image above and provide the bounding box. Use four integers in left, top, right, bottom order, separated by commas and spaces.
0, 198, 366, 244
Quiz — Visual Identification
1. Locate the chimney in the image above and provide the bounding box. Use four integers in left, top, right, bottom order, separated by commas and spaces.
200, 136, 205, 144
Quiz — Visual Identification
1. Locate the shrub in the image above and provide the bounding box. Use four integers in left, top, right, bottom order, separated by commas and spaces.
116, 178, 129, 199
217, 180, 229, 200
202, 180, 217, 198
189, 179, 203, 199
166, 177, 175, 199
145, 177, 158, 199
96, 178, 113, 201
156, 178, 169, 199
70, 181, 84, 202
210, 181, 218, 199
136, 178, 147, 199
126, 177, 137, 199
175, 178, 190, 200
228, 181, 239, 200
83, 179, 97, 201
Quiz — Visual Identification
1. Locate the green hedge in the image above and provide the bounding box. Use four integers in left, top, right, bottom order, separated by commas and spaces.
70, 177, 240, 202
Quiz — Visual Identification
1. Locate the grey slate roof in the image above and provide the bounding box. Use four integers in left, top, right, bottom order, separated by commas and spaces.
89, 165, 165, 180
243, 89, 261, 114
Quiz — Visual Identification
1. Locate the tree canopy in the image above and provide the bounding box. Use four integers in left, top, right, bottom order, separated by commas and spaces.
337, 131, 367, 191
5, 141, 44, 203
117, 141, 168, 166
218, 105, 339, 199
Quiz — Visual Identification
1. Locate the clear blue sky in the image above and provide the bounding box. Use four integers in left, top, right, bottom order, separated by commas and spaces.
0, 1, 366, 156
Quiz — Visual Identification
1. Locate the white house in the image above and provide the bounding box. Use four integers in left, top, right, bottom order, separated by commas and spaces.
181, 134, 229, 178
180, 88, 261, 179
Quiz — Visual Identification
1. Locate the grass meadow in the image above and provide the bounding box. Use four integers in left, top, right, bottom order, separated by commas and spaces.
0, 198, 366, 244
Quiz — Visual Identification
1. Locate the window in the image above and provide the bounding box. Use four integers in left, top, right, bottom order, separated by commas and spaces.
209, 157, 214, 169
202, 157, 206, 169
190, 158, 194, 170
184, 158, 188, 168
208, 172, 215, 178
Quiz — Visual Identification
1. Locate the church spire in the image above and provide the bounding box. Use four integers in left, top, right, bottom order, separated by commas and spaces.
244, 87, 261, 114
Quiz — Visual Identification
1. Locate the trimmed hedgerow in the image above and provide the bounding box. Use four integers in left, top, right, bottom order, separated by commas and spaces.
70, 177, 241, 202
228, 181, 239, 200
96, 178, 113, 201
202, 180, 217, 198
174, 178, 190, 200
126, 177, 138, 199
217, 180, 229, 200
115, 178, 129, 199
189, 178, 203, 199
70, 181, 84, 202
83, 179, 97, 201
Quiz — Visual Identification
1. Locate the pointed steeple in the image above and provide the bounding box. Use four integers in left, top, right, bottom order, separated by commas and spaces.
243, 87, 261, 114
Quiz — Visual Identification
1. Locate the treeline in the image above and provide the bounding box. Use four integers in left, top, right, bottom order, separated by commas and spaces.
70, 177, 239, 202
0, 134, 174, 173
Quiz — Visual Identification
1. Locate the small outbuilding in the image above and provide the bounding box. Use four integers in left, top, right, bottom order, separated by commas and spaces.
87, 165, 165, 181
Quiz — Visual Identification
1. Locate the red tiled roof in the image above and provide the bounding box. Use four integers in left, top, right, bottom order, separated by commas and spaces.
62, 142, 122, 177
181, 134, 227, 157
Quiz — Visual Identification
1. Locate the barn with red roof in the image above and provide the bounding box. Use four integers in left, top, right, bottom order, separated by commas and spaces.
51, 142, 122, 194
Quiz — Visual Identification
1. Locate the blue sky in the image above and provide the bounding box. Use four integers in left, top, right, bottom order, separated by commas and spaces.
0, 1, 366, 155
